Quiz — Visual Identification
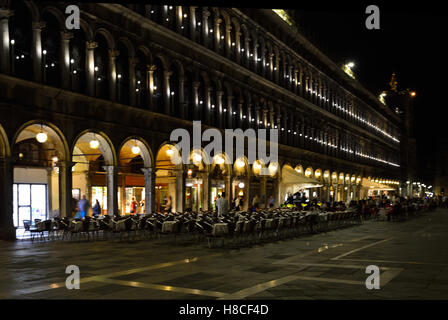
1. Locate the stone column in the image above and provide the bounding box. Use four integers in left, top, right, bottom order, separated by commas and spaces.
274, 55, 279, 84
179, 75, 185, 118
103, 165, 118, 216
189, 7, 197, 41
225, 175, 232, 208
252, 42, 258, 73
203, 173, 210, 211
46, 167, 53, 217
260, 176, 267, 208
193, 81, 200, 120
255, 106, 261, 129
175, 169, 185, 213
217, 90, 223, 128
205, 86, 211, 125
129, 57, 137, 106
141, 168, 155, 214
60, 31, 73, 90
214, 18, 221, 53
0, 9, 13, 74
164, 70, 172, 115
32, 21, 46, 83
176, 6, 183, 33
59, 161, 74, 218
0, 157, 15, 240
225, 24, 232, 59
237, 99, 243, 128
108, 49, 119, 102
86, 41, 97, 96
235, 31, 241, 64
227, 95, 234, 129
147, 64, 156, 111
202, 8, 210, 47
244, 37, 250, 68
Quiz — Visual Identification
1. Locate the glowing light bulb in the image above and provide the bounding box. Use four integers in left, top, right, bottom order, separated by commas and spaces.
36, 132, 48, 143
132, 145, 140, 155
90, 139, 100, 149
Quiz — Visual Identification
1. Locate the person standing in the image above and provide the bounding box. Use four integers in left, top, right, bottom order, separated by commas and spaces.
216, 192, 229, 217
130, 197, 138, 215
78, 195, 90, 218
164, 196, 172, 213
252, 194, 260, 211
268, 195, 275, 208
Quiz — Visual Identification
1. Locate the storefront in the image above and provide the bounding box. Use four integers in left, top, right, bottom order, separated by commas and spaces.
185, 178, 203, 212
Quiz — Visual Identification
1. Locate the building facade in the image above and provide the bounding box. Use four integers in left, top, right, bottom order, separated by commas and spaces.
0, 2, 404, 240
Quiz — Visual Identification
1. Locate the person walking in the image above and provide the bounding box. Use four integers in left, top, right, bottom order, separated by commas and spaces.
92, 199, 101, 216
216, 192, 229, 217
78, 195, 90, 218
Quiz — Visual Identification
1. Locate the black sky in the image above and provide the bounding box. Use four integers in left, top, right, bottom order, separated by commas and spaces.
293, 4, 448, 166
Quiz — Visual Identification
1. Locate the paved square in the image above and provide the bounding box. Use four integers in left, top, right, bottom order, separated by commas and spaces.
1, 209, 448, 299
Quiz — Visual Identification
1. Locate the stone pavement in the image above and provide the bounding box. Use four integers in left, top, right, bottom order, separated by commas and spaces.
1, 209, 448, 299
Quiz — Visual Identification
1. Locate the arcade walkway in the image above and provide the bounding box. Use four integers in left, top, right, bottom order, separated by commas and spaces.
1, 209, 447, 299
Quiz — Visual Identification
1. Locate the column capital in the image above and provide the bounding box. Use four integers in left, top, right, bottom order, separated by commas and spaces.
164, 70, 173, 77
61, 31, 73, 41
102, 165, 117, 173
147, 64, 157, 72
141, 167, 155, 176
0, 9, 14, 20
129, 56, 138, 66
32, 21, 46, 30
86, 41, 98, 50
108, 49, 119, 58
192, 81, 200, 88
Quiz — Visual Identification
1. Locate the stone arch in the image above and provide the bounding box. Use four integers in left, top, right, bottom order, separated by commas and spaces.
117, 37, 136, 58
0, 124, 11, 158
119, 136, 154, 168
40, 5, 66, 28
12, 120, 70, 162
94, 27, 116, 49
137, 45, 153, 65
71, 129, 117, 167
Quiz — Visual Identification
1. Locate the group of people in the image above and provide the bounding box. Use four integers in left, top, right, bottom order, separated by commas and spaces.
72, 195, 102, 218
71, 195, 147, 218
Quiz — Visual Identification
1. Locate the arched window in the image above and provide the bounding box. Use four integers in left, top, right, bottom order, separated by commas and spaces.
135, 50, 148, 108
169, 63, 180, 116
9, 1, 33, 81
69, 29, 86, 93
166, 5, 176, 30
148, 5, 163, 24
230, 21, 237, 62
153, 57, 164, 113
94, 33, 110, 99
184, 70, 193, 120
218, 16, 225, 55
116, 42, 130, 105
197, 75, 206, 121
41, 13, 61, 87
181, 6, 190, 37
194, 8, 202, 44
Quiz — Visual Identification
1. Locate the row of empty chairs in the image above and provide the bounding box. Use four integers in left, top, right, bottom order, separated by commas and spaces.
22, 207, 363, 247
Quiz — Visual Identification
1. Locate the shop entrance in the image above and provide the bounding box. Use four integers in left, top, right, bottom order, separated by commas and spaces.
13, 183, 47, 227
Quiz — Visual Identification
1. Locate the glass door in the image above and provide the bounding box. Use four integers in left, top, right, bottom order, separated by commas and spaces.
13, 183, 47, 227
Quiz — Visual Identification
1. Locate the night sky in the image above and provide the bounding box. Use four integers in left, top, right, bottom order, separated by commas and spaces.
289, 2, 448, 174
